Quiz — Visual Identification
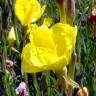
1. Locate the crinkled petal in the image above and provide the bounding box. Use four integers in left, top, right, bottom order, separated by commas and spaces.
21, 23, 77, 73
31, 5, 45, 23
29, 25, 55, 49
51, 23, 77, 56
14, 0, 45, 26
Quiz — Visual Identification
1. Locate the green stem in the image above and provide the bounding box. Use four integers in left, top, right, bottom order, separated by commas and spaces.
46, 71, 51, 96
66, 0, 76, 95
11, 76, 16, 96
68, 51, 77, 96
32, 74, 40, 96
2, 35, 11, 96
48, 87, 51, 96
23, 73, 30, 96
13, 14, 20, 49
56, 1, 66, 23
56, 68, 68, 95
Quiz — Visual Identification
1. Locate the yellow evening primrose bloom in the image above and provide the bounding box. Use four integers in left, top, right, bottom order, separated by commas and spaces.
43, 17, 53, 27
21, 23, 77, 73
14, 0, 45, 26
8, 27, 16, 44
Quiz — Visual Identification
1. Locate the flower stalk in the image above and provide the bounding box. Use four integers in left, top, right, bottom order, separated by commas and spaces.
68, 51, 77, 96
66, 0, 76, 95
56, 0, 66, 23
2, 34, 11, 96
56, 0, 77, 95
32, 74, 40, 96
12, 12, 20, 49
56, 67, 68, 95
66, 0, 75, 24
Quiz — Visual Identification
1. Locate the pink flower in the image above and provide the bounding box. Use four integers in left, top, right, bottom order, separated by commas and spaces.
15, 82, 28, 96
6, 59, 16, 76
6, 59, 13, 68
87, 12, 96, 25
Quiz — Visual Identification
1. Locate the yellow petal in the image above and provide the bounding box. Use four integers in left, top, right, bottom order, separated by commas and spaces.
51, 23, 77, 56
21, 23, 77, 73
51, 23, 77, 66
8, 27, 16, 44
31, 5, 45, 23
43, 17, 53, 27
21, 43, 44, 73
21, 42, 67, 73
29, 25, 55, 49
14, 0, 45, 26
26, 24, 38, 34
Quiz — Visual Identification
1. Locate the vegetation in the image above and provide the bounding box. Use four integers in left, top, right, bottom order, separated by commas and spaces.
0, 0, 96, 96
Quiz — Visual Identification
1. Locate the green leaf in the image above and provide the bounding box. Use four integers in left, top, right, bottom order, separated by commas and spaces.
63, 76, 79, 88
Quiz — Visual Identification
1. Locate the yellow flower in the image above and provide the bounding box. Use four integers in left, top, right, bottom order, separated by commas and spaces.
21, 23, 77, 73
43, 17, 53, 27
14, 0, 45, 26
26, 24, 38, 34
8, 27, 16, 44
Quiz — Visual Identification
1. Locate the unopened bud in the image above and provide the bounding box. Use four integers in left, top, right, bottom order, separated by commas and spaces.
66, 0, 75, 24
56, 0, 64, 5
8, 27, 16, 45
76, 89, 83, 96
76, 87, 88, 96
82, 87, 89, 96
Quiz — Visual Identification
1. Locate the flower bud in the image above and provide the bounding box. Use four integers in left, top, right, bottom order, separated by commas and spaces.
56, 0, 64, 5
82, 87, 89, 96
8, 27, 16, 45
66, 0, 75, 24
76, 87, 88, 96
